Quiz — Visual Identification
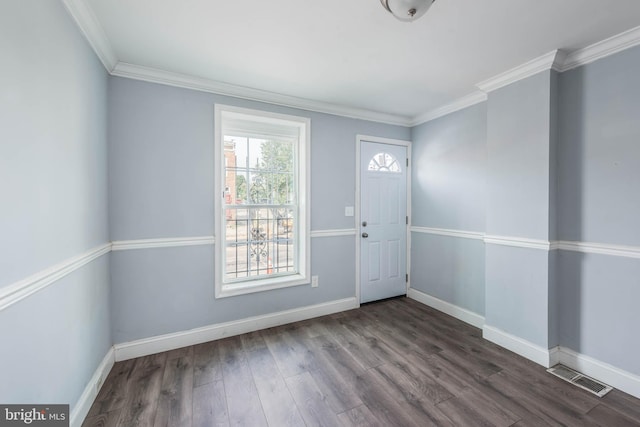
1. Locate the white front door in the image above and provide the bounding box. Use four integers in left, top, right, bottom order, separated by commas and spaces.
360, 140, 408, 303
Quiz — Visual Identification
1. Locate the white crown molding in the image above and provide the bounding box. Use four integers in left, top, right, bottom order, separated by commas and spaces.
410, 91, 488, 127
556, 240, 640, 260
410, 226, 484, 241
111, 236, 215, 251
385, 24, 640, 123
61, 1, 409, 126
484, 234, 552, 251
476, 50, 566, 93
310, 228, 357, 238
61, 0, 117, 72
0, 243, 111, 312
60, 1, 640, 128
558, 346, 640, 399
408, 288, 485, 329
560, 25, 640, 72
405, 23, 640, 125
114, 297, 358, 361
61, 0, 640, 129
111, 62, 412, 127
70, 347, 114, 427
483, 325, 556, 368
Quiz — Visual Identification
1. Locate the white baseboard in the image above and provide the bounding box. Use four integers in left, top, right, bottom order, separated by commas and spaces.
557, 346, 640, 399
482, 325, 555, 368
114, 297, 358, 361
407, 288, 485, 329
70, 347, 115, 427
69, 298, 640, 427
469, 324, 640, 399
549, 346, 561, 367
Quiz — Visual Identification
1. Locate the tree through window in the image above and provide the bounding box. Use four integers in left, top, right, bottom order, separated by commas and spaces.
215, 106, 310, 297
223, 136, 295, 280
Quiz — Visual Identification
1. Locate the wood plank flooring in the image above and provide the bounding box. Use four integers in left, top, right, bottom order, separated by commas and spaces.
83, 297, 640, 426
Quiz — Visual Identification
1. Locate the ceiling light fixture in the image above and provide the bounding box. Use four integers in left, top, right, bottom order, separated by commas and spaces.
380, 0, 435, 22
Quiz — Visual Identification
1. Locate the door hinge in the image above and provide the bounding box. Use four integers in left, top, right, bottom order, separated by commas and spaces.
406, 216, 408, 225
406, 274, 409, 283
406, 158, 409, 167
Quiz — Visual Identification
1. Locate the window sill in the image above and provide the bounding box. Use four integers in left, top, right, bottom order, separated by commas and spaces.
215, 274, 309, 298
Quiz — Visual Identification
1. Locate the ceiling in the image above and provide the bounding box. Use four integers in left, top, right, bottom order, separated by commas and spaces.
79, 0, 640, 125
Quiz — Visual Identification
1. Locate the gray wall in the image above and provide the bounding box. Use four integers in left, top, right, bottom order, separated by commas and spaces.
485, 246, 553, 347
486, 71, 554, 240
0, 0, 111, 409
557, 45, 640, 375
411, 47, 640, 377
410, 234, 485, 315
411, 104, 487, 232
0, 257, 111, 404
557, 46, 640, 246
1, 1, 109, 283
557, 251, 640, 375
410, 103, 487, 315
4, 0, 640, 409
108, 76, 410, 343
484, 70, 558, 348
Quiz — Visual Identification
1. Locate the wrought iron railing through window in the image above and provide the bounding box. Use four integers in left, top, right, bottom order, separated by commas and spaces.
224, 207, 295, 281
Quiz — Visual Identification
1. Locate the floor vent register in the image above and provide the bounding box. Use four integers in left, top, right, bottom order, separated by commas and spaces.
547, 364, 613, 397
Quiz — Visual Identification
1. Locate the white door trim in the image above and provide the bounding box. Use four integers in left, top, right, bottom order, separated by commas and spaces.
355, 135, 412, 304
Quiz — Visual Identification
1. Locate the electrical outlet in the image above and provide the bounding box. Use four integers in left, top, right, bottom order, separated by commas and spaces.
311, 275, 319, 288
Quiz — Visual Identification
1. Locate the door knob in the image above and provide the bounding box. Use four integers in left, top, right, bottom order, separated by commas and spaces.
362, 221, 367, 227
362, 232, 368, 238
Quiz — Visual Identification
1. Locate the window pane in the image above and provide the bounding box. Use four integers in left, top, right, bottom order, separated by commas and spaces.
224, 207, 295, 281
231, 136, 248, 168
248, 138, 294, 205
368, 152, 401, 173
217, 106, 308, 295
224, 137, 297, 280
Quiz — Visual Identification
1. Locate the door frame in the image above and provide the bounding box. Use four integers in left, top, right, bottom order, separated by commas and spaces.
355, 134, 412, 305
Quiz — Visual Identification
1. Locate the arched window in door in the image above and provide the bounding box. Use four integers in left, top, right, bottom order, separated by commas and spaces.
368, 152, 401, 172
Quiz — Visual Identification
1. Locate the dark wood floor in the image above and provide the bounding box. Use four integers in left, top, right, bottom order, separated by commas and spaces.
83, 297, 640, 426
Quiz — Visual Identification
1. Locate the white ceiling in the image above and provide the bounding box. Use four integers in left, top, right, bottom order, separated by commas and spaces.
82, 0, 640, 124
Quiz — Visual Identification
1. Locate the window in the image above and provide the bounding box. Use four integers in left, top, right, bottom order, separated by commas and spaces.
215, 105, 310, 297
368, 152, 401, 172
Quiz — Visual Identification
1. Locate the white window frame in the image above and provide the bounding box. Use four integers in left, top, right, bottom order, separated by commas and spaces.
214, 104, 310, 298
